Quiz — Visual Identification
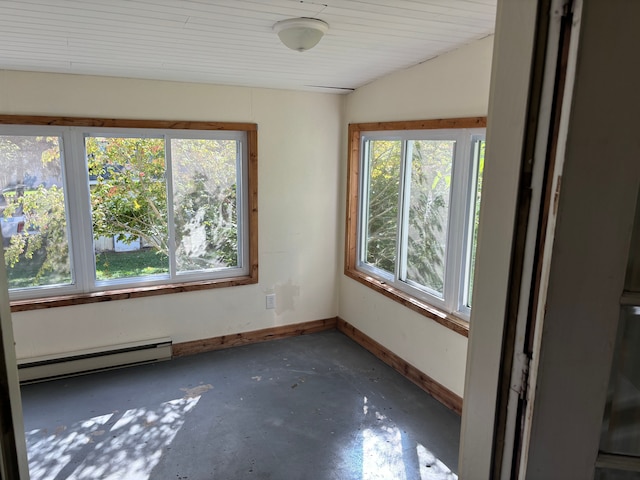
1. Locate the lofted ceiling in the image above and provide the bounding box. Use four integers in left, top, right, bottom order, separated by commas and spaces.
0, 0, 497, 94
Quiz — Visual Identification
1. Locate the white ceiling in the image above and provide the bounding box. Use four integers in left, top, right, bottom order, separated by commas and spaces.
0, 0, 497, 94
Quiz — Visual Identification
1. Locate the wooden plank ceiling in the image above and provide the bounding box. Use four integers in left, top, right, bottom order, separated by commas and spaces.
0, 0, 496, 93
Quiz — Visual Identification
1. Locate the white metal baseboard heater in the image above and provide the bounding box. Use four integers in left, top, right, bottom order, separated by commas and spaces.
17, 337, 172, 383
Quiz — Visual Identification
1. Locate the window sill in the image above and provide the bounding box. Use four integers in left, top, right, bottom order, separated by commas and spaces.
344, 268, 469, 337
10, 273, 258, 313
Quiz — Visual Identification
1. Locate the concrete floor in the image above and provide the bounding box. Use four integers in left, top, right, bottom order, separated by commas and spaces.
21, 330, 460, 480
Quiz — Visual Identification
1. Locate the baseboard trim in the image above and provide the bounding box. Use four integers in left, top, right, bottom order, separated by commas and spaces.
173, 316, 462, 415
173, 317, 338, 357
336, 317, 463, 415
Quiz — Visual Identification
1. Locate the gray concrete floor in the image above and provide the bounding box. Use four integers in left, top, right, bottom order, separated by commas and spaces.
21, 330, 460, 480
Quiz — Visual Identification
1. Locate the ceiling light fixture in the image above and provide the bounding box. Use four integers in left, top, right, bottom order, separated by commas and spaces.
273, 18, 329, 52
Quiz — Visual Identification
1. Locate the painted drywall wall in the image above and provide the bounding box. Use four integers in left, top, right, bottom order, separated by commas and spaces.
340, 36, 494, 397
0, 71, 342, 360
346, 36, 493, 123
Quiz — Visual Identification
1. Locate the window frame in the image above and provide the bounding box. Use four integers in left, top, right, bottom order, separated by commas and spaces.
345, 117, 487, 336
0, 115, 258, 312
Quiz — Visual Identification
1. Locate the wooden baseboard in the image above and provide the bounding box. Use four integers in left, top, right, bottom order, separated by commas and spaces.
173, 317, 338, 357
173, 315, 462, 415
336, 317, 463, 415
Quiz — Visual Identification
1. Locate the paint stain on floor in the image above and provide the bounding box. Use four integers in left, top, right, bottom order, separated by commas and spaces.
180, 384, 213, 398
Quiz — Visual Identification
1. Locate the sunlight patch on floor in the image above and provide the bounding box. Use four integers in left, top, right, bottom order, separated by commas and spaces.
417, 443, 458, 480
26, 396, 200, 480
362, 423, 407, 479
361, 396, 458, 480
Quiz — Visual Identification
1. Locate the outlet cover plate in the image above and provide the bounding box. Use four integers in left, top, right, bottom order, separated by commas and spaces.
266, 294, 276, 309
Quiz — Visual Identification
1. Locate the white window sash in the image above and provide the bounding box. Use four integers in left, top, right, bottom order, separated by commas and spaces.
1, 125, 249, 300
356, 128, 485, 319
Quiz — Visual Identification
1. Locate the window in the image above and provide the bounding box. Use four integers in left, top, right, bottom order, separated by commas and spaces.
0, 116, 258, 308
345, 118, 486, 333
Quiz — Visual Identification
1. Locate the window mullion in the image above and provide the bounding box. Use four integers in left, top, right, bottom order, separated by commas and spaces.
357, 138, 372, 266
461, 137, 482, 312
446, 131, 472, 314
236, 138, 248, 271
64, 128, 95, 293
164, 136, 177, 278
397, 139, 412, 283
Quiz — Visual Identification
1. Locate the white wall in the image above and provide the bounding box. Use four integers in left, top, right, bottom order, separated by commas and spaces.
340, 36, 494, 397
0, 71, 343, 360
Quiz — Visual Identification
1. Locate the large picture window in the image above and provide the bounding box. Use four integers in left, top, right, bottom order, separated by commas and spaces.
345, 118, 486, 333
0, 116, 258, 308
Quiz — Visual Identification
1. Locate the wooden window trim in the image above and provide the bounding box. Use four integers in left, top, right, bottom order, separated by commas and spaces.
0, 115, 259, 312
344, 117, 487, 338
0, 115, 257, 132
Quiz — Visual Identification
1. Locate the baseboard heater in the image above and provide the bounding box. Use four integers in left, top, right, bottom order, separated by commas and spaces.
17, 337, 172, 384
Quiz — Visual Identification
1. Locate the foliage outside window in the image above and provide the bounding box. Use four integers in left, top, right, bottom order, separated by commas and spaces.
345, 118, 486, 334
0, 116, 257, 308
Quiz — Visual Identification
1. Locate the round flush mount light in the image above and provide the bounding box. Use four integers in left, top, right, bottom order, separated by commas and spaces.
273, 17, 329, 52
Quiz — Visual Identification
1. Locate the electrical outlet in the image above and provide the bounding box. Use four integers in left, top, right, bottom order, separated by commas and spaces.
266, 293, 276, 309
